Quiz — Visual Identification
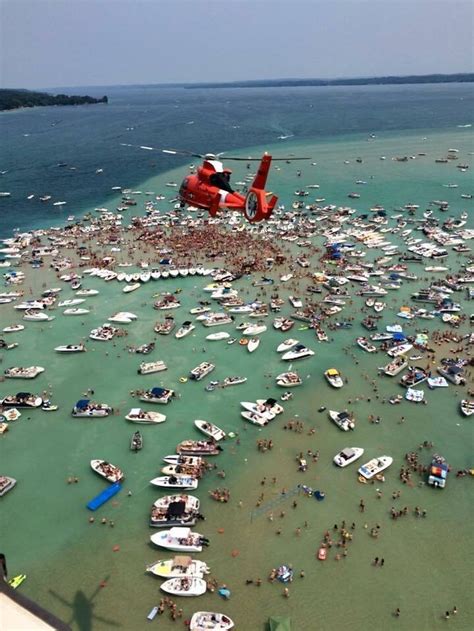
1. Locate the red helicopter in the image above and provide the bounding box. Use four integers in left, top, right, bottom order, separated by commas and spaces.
163, 149, 309, 222
125, 143, 309, 222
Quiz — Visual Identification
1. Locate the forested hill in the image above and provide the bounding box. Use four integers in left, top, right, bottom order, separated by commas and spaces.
0, 89, 108, 111
185, 73, 474, 89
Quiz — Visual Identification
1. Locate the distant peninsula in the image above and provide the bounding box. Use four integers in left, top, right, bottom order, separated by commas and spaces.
0, 89, 108, 111
185, 73, 474, 89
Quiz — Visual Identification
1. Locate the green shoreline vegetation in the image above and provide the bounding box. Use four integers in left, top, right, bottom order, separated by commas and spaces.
185, 72, 474, 89
0, 89, 108, 111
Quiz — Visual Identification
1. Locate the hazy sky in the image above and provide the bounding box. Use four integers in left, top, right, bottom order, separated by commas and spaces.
1, 0, 473, 89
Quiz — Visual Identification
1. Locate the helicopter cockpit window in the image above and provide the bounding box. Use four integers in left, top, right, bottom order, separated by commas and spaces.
210, 172, 234, 194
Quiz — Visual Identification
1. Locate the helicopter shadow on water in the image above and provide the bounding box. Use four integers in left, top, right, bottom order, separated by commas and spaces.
49, 576, 120, 631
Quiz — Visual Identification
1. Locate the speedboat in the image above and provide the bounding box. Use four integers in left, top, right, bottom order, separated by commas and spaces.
0, 476, 17, 497
150, 476, 199, 490
154, 316, 176, 335
356, 337, 377, 353
123, 283, 140, 293
162, 455, 203, 466
247, 337, 260, 353
176, 440, 222, 456
150, 527, 209, 553
2, 324, 25, 333
194, 420, 226, 441
383, 356, 408, 376
333, 447, 364, 467
358, 456, 393, 480
400, 367, 428, 388
138, 361, 167, 375
4, 366, 44, 379
276, 371, 302, 387
64, 308, 90, 316
324, 368, 344, 388
71, 399, 112, 417
240, 401, 275, 420
329, 409, 355, 431
150, 495, 201, 528
160, 577, 207, 597
221, 375, 247, 387
108, 312, 137, 324
23, 310, 54, 322
176, 321, 195, 339
255, 398, 284, 415
387, 343, 413, 358
241, 410, 269, 426
281, 344, 314, 361
460, 400, 474, 417
0, 393, 42, 408
242, 324, 267, 336
90, 459, 124, 483
189, 612, 234, 631
126, 407, 166, 424
54, 343, 86, 353
146, 556, 210, 579
205, 331, 230, 341
139, 387, 175, 404
276, 338, 299, 352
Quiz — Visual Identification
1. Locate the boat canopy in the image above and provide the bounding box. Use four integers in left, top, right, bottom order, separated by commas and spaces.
75, 399, 90, 409
169, 527, 191, 537
130, 407, 141, 415
326, 368, 339, 376
172, 555, 192, 567
269, 616, 292, 631
341, 448, 355, 458
166, 501, 186, 518
151, 387, 167, 396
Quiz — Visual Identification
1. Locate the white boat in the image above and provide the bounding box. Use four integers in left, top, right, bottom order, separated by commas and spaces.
383, 356, 408, 377
4, 366, 44, 379
176, 321, 195, 339
90, 459, 124, 483
126, 407, 166, 424
358, 456, 393, 479
460, 400, 474, 417
288, 296, 303, 308
190, 612, 234, 631
23, 311, 54, 322
189, 362, 215, 381
108, 312, 136, 324
280, 274, 293, 282
139, 387, 175, 404
387, 343, 413, 358
194, 419, 226, 441
72, 400, 112, 417
54, 344, 86, 353
329, 409, 355, 431
76, 289, 99, 296
205, 331, 230, 341
2, 325, 25, 333
139, 361, 167, 375
64, 308, 90, 316
58, 299, 85, 307
146, 557, 210, 579
356, 337, 377, 353
150, 494, 201, 528
276, 371, 302, 387
276, 338, 299, 353
242, 324, 267, 336
241, 401, 276, 420
150, 476, 199, 490
0, 476, 17, 497
281, 344, 314, 361
324, 368, 344, 388
160, 577, 207, 597
150, 527, 208, 553
247, 337, 260, 353
333, 447, 364, 467
241, 410, 269, 426
123, 283, 140, 293
162, 455, 203, 466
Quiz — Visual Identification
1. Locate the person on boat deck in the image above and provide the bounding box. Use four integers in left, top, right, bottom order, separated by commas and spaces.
210, 168, 234, 193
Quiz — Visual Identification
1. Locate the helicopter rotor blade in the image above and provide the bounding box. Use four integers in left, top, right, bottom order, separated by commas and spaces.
162, 149, 205, 159
223, 156, 311, 161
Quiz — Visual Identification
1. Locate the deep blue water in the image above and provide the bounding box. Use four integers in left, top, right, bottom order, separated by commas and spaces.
0, 83, 473, 236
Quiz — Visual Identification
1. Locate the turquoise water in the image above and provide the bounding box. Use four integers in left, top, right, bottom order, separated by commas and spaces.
1, 111, 474, 629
